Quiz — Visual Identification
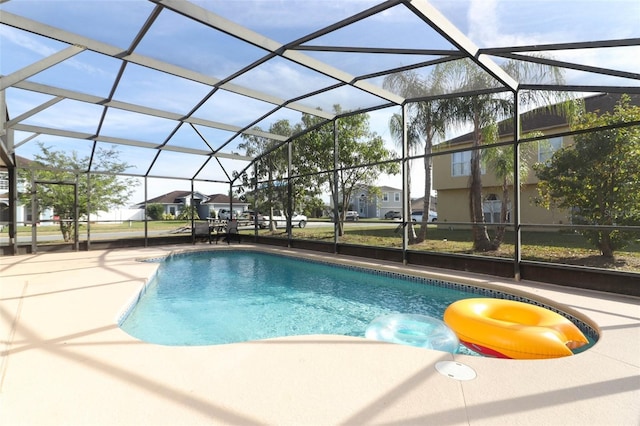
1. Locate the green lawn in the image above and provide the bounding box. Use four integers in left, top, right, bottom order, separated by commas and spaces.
12, 220, 190, 235
289, 223, 640, 272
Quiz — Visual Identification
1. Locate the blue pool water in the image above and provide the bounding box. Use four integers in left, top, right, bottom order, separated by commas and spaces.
119, 250, 596, 354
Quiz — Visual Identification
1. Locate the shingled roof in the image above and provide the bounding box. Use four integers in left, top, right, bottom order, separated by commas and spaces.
137, 191, 243, 206
141, 190, 197, 205
445, 93, 640, 145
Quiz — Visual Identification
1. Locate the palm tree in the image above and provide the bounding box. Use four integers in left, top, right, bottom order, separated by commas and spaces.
482, 124, 538, 246
384, 70, 448, 243
436, 57, 568, 251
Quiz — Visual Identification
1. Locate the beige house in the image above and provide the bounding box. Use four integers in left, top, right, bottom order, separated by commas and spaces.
432, 93, 639, 225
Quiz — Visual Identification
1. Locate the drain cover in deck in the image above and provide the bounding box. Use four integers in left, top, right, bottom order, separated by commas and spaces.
435, 361, 476, 381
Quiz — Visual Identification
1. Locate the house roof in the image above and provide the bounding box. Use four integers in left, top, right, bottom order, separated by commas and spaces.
136, 191, 245, 206
411, 195, 438, 209
203, 193, 245, 205
140, 190, 201, 205
444, 93, 640, 146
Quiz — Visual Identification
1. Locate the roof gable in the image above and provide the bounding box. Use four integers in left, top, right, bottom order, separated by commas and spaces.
138, 190, 208, 205
204, 193, 245, 205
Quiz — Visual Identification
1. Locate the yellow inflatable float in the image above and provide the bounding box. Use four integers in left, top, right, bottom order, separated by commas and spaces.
444, 298, 589, 359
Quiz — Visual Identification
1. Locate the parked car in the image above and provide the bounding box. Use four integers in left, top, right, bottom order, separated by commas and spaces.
345, 211, 359, 221
384, 210, 402, 219
411, 210, 437, 222
218, 208, 239, 220
261, 209, 307, 228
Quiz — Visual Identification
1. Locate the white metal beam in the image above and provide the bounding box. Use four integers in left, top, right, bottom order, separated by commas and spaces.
406, 0, 519, 92
0, 11, 333, 120
11, 81, 289, 142
6, 97, 65, 128
154, 0, 405, 105
0, 45, 86, 91
11, 123, 253, 161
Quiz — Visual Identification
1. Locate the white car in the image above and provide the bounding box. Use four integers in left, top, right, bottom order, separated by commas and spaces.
411, 210, 437, 222
261, 210, 307, 228
345, 211, 359, 221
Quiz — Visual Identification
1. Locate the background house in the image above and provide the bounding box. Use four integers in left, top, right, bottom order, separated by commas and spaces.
410, 196, 438, 214
341, 185, 437, 219
432, 93, 640, 225
340, 185, 397, 218
0, 167, 55, 227
201, 193, 249, 219
377, 186, 403, 218
135, 191, 248, 219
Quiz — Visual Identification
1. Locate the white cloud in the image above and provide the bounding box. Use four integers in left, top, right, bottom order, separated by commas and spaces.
0, 26, 57, 57
467, 0, 500, 46
209, 0, 382, 29
0, 26, 111, 78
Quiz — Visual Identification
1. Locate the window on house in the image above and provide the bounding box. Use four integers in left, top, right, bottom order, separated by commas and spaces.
538, 137, 563, 163
382, 192, 389, 202
394, 192, 400, 202
452, 151, 485, 176
452, 151, 471, 176
483, 195, 509, 224
0, 172, 8, 191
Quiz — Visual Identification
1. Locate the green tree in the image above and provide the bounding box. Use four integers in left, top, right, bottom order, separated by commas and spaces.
438, 58, 569, 251
534, 95, 640, 258
146, 203, 164, 220
239, 120, 293, 231
177, 205, 200, 220
299, 195, 325, 218
21, 143, 137, 241
384, 69, 449, 243
482, 124, 539, 246
296, 105, 400, 236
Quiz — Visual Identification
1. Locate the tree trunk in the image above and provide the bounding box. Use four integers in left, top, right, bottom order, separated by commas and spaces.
469, 119, 492, 251
416, 138, 433, 244
338, 193, 349, 237
268, 169, 277, 232
406, 160, 417, 244
59, 220, 73, 242
599, 232, 614, 258
491, 179, 510, 249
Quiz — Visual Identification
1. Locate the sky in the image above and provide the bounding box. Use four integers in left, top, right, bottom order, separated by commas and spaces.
1, 0, 639, 206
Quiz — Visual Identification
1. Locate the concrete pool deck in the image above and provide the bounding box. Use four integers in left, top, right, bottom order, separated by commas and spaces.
1, 244, 638, 425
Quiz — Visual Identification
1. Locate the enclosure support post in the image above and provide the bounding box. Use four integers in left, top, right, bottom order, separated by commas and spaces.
253, 163, 259, 240
287, 139, 293, 247
74, 174, 79, 251
228, 182, 234, 225
191, 180, 196, 245
401, 103, 409, 264
9, 166, 18, 255
513, 90, 522, 281
30, 174, 37, 254
144, 176, 148, 247
86, 174, 91, 251
332, 119, 339, 254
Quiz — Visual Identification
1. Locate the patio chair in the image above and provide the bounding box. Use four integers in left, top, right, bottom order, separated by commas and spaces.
215, 219, 241, 244
194, 220, 212, 244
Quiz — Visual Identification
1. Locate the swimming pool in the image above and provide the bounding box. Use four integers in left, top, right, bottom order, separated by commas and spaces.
119, 250, 597, 354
